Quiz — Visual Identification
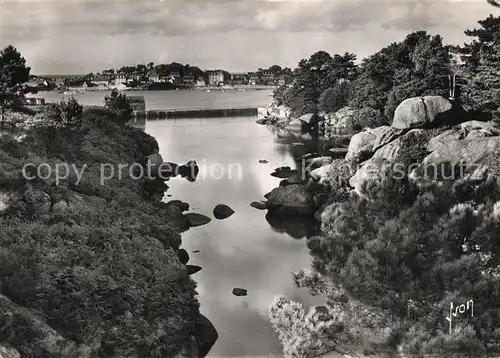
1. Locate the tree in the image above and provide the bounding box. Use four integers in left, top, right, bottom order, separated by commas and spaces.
0, 45, 30, 91
456, 15, 500, 120
0, 45, 31, 113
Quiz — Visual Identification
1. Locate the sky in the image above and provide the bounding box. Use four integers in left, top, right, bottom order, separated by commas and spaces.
0, 0, 498, 75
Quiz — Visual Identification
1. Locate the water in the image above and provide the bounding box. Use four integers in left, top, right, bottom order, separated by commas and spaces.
146, 116, 324, 357
38, 89, 274, 110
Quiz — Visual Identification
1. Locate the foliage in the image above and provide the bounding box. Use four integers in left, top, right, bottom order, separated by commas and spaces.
42, 97, 83, 129
320, 159, 357, 202
269, 296, 340, 358
273, 85, 288, 106
0, 101, 198, 356
456, 16, 500, 120
279, 51, 357, 116
350, 32, 450, 121
104, 89, 132, 124
318, 81, 353, 114
0, 45, 30, 93
348, 107, 389, 132
304, 167, 500, 356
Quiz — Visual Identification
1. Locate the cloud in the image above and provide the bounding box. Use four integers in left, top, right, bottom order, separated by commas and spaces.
1, 0, 496, 74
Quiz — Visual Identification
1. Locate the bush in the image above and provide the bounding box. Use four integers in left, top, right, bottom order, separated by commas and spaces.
105, 89, 132, 125
318, 82, 353, 113
42, 97, 83, 129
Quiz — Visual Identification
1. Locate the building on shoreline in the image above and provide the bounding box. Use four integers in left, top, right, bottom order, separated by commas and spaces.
208, 71, 224, 86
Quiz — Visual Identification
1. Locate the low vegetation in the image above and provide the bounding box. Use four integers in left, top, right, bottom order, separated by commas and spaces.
0, 53, 199, 356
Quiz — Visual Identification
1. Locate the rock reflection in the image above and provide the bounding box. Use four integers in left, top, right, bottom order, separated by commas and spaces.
265, 212, 319, 239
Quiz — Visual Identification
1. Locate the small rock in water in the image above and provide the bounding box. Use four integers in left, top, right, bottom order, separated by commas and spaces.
232, 288, 248, 296
213, 204, 235, 220
187, 265, 203, 275
258, 159, 269, 164
177, 248, 190, 264
185, 213, 212, 227
250, 201, 267, 210
192, 250, 200, 253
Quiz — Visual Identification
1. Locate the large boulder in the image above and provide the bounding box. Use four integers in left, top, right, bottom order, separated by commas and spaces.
392, 96, 464, 129
266, 184, 316, 216
373, 129, 427, 162
372, 126, 404, 152
426, 129, 463, 152
345, 129, 379, 161
411, 137, 500, 181
461, 120, 500, 138
195, 314, 218, 358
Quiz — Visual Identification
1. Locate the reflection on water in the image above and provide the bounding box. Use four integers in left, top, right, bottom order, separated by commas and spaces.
145, 116, 324, 357
266, 212, 320, 239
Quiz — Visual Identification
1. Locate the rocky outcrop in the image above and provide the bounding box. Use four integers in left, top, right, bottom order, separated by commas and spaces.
345, 127, 389, 161
372, 126, 404, 152
194, 314, 218, 358
411, 137, 500, 181
250, 201, 267, 210
373, 129, 427, 162
325, 106, 355, 129
0, 294, 92, 357
392, 96, 465, 129
266, 184, 316, 216
187, 265, 203, 275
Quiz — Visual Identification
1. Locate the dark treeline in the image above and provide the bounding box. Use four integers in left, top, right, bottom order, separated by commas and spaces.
274, 14, 500, 128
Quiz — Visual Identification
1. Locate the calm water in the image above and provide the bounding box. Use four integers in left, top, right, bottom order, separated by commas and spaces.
146, 115, 324, 358
38, 89, 274, 110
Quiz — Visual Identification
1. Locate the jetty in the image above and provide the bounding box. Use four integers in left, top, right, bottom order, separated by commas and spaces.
126, 96, 258, 119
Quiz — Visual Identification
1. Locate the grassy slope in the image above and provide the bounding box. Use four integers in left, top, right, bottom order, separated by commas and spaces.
0, 107, 198, 357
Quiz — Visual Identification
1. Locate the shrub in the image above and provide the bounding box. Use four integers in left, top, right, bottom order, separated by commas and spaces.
42, 97, 83, 129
